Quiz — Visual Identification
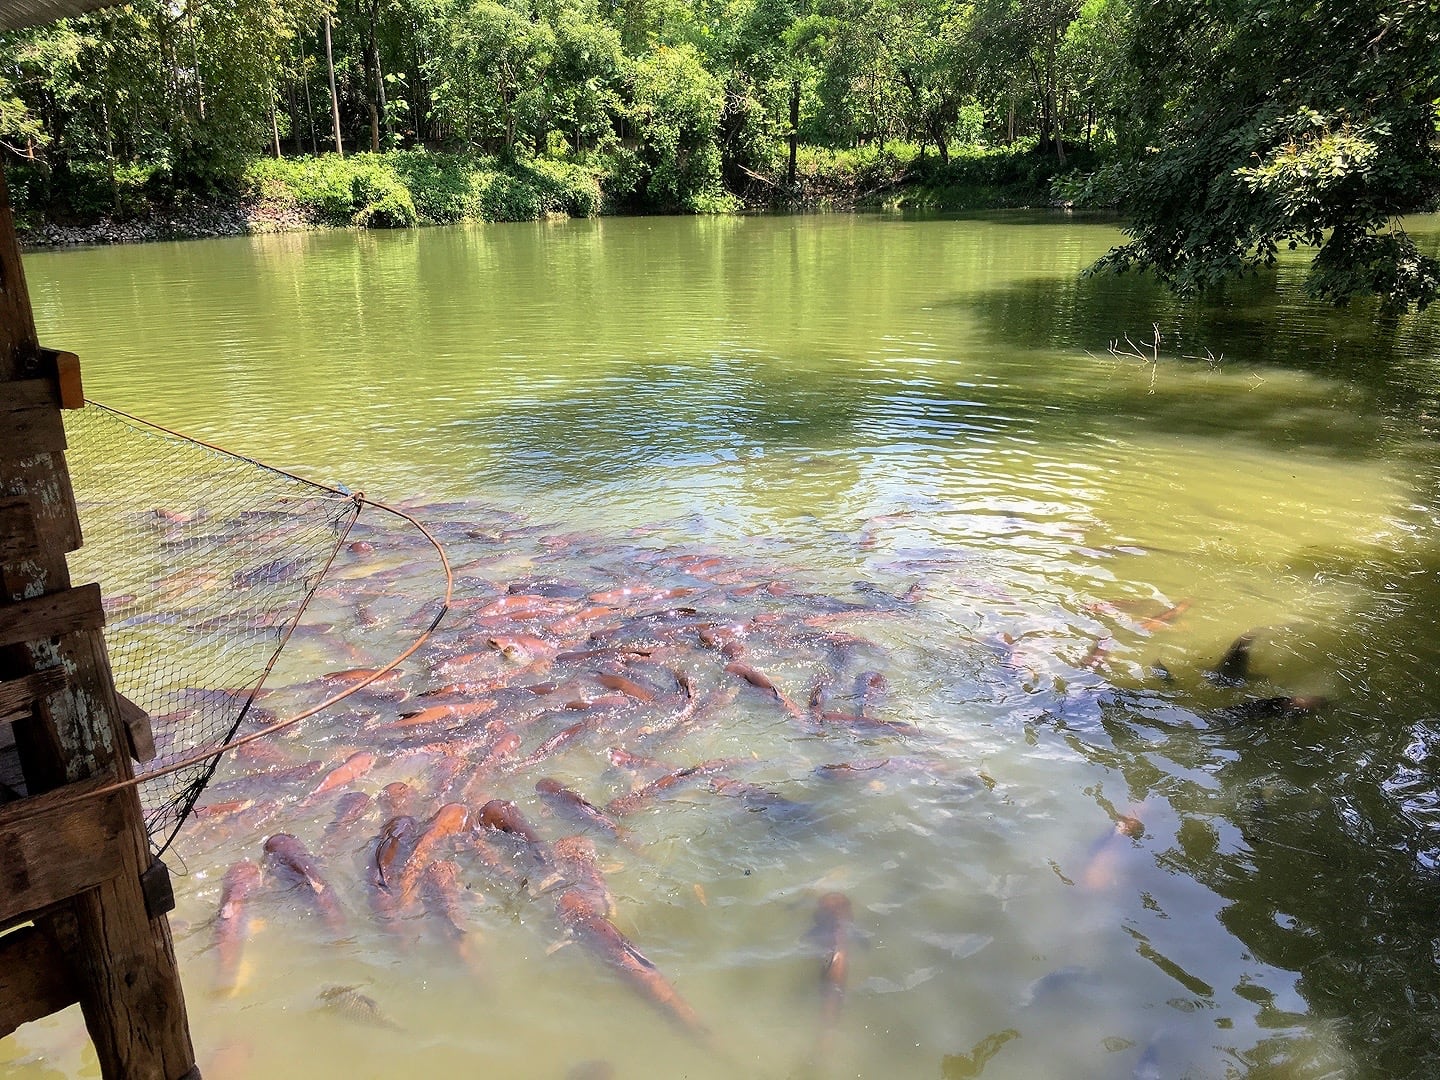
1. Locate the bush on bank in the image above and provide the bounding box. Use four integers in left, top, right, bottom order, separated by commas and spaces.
242, 152, 605, 228
791, 141, 1106, 211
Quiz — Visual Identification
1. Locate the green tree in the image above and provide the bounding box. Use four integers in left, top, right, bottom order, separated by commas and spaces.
430, 0, 554, 153
1094, 0, 1440, 311
628, 42, 726, 208
969, 0, 1080, 160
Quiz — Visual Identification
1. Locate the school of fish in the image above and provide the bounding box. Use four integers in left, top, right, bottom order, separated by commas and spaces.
171, 498, 1319, 1076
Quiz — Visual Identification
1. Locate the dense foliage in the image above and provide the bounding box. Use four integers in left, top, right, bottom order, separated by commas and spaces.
1, 0, 1437, 307
1092, 0, 1440, 312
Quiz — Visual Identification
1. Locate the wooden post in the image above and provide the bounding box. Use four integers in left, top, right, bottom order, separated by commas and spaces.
0, 163, 200, 1078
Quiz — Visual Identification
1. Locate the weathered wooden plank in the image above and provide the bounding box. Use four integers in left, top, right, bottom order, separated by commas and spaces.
115, 693, 156, 764
0, 495, 40, 563
53, 864, 196, 1079
1, 376, 58, 411
0, 168, 37, 361
0, 453, 83, 564
0, 666, 66, 726
0, 395, 67, 459
40, 348, 83, 409
0, 924, 80, 1037
2, 161, 198, 1080
0, 775, 127, 927
0, 583, 104, 648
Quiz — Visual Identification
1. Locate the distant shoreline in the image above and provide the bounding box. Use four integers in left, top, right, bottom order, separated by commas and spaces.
13, 145, 1089, 250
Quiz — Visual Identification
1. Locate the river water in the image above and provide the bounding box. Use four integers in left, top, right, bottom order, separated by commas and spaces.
6, 212, 1440, 1079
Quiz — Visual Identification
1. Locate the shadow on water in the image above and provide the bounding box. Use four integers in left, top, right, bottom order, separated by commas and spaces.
949, 238, 1440, 1075
1043, 530, 1440, 1077
950, 265, 1440, 417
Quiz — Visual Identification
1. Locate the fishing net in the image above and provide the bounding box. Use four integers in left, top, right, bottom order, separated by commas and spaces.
62, 401, 364, 855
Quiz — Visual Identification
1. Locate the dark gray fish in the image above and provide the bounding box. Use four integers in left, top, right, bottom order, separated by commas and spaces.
1208, 631, 1256, 685
1214, 695, 1326, 724
232, 557, 307, 589
316, 985, 402, 1030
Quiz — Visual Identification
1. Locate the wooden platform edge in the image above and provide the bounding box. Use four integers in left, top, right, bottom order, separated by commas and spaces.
0, 582, 104, 649
0, 495, 40, 563
0, 666, 66, 726
0, 775, 127, 928
115, 693, 156, 764
39, 348, 83, 409
0, 923, 80, 1038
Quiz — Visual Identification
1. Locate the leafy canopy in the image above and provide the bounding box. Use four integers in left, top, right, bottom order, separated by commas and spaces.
1093, 0, 1440, 312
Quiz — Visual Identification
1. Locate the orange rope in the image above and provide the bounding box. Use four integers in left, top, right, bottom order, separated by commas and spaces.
41, 403, 456, 815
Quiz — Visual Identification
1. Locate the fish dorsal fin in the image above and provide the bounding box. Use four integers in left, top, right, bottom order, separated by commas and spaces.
620, 939, 658, 971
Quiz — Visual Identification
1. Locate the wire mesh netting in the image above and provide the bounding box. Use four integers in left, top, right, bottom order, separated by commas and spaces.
63, 402, 362, 854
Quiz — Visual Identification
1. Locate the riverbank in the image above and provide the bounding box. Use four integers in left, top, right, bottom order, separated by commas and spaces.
12, 143, 1100, 248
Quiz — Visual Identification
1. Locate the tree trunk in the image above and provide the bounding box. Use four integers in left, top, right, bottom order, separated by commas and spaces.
299, 38, 319, 154
1047, 22, 1064, 163
410, 26, 431, 146
324, 14, 344, 157
787, 77, 800, 187
288, 83, 303, 156
365, 0, 387, 151
270, 92, 282, 158
187, 0, 205, 122
1028, 58, 1049, 148
101, 96, 117, 212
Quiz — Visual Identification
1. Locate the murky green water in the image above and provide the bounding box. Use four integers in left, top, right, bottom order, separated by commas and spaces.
6, 212, 1440, 1079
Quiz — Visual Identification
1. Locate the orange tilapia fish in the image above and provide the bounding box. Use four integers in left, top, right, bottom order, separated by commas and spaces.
478, 798, 555, 872
1139, 597, 1191, 632
854, 671, 888, 714
596, 672, 658, 703
507, 720, 593, 773
810, 892, 854, 1037
535, 778, 624, 840
420, 859, 472, 940
723, 661, 804, 717
263, 834, 347, 935
477, 798, 546, 845
214, 859, 264, 995
549, 835, 615, 918
1080, 812, 1146, 891
421, 860, 485, 975
486, 634, 558, 663
605, 760, 737, 817
372, 816, 419, 892
474, 720, 523, 773
379, 781, 417, 819
554, 890, 710, 1043
818, 711, 924, 738
320, 791, 373, 855
396, 803, 470, 905
605, 747, 669, 774
328, 790, 372, 828
303, 751, 377, 805
370, 815, 420, 923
